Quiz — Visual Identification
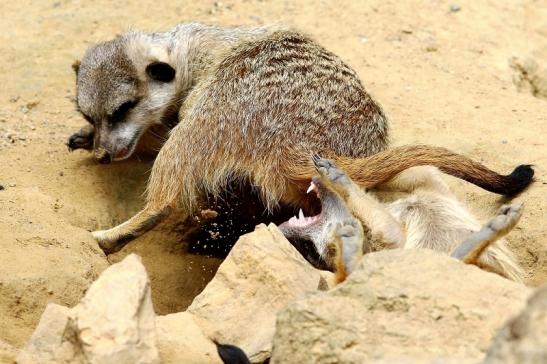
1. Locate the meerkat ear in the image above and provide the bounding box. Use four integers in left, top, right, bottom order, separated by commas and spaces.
146, 61, 176, 82
72, 59, 81, 75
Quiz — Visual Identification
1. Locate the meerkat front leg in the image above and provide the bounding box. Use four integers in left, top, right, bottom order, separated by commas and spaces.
313, 155, 406, 249
451, 204, 523, 264
67, 124, 94, 151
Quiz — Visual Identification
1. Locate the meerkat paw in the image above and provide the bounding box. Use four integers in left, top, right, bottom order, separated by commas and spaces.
451, 204, 523, 262
92, 229, 123, 255
487, 204, 523, 234
312, 154, 351, 188
67, 125, 94, 151
335, 219, 364, 276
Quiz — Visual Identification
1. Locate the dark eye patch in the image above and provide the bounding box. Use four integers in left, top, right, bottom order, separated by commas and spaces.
110, 100, 139, 124
76, 106, 95, 125
82, 114, 94, 125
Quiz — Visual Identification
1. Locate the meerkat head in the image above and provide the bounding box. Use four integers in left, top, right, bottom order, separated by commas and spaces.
279, 177, 355, 258
74, 33, 178, 163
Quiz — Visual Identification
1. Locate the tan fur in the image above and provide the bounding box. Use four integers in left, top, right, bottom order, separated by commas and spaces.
75, 24, 532, 253
313, 163, 524, 283
332, 234, 348, 284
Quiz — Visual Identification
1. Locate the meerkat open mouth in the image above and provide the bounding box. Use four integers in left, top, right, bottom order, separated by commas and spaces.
279, 176, 352, 242
282, 180, 324, 229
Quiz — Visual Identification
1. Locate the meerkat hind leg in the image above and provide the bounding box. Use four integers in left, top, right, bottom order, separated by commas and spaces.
92, 205, 172, 254
451, 204, 522, 264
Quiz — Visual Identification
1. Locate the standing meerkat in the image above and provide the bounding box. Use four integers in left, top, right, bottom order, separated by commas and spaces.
69, 23, 533, 254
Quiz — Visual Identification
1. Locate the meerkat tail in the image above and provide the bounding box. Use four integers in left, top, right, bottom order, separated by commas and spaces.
92, 205, 172, 254
451, 204, 523, 264
333, 145, 534, 196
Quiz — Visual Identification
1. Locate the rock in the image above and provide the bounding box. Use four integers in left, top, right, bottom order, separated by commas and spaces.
271, 249, 530, 364
484, 284, 547, 363
156, 313, 220, 364
17, 254, 159, 364
510, 49, 547, 100
0, 339, 17, 364
68, 254, 159, 364
185, 223, 324, 363
17, 303, 77, 364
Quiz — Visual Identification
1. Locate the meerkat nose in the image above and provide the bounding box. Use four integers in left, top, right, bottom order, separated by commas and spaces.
95, 147, 112, 164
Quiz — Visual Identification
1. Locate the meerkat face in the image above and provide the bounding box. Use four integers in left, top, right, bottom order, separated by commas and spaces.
279, 177, 354, 257
74, 35, 177, 163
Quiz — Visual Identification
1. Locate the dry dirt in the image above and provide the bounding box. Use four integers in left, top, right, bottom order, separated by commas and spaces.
0, 0, 545, 351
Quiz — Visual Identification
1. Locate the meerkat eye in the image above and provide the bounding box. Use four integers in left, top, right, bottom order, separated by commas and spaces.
146, 62, 176, 82
110, 100, 138, 124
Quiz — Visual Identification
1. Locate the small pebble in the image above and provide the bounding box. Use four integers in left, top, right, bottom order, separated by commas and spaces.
9, 183, 16, 187
59, 171, 64, 177
450, 4, 461, 12
0, 185, 4, 191
501, 140, 508, 144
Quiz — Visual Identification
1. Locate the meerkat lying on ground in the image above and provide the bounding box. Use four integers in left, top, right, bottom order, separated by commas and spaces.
69, 23, 533, 254
279, 156, 525, 283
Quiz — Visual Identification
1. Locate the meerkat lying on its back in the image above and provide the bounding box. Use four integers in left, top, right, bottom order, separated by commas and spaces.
279, 156, 525, 283
70, 23, 533, 254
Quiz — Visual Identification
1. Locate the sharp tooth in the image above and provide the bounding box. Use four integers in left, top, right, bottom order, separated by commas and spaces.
298, 209, 304, 219
306, 183, 314, 194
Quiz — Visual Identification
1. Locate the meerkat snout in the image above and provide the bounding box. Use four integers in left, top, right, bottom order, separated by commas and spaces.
94, 147, 112, 164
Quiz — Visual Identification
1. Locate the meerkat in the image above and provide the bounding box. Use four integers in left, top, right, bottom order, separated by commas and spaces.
279, 155, 525, 283
70, 23, 533, 254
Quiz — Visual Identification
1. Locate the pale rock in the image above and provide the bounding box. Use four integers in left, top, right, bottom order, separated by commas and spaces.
484, 284, 547, 364
271, 249, 530, 364
186, 223, 323, 363
509, 46, 547, 100
17, 254, 159, 364
17, 303, 78, 364
156, 312, 221, 364
69, 253, 159, 364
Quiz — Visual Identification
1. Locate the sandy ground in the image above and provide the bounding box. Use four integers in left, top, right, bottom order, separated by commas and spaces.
0, 0, 545, 349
